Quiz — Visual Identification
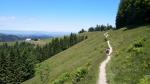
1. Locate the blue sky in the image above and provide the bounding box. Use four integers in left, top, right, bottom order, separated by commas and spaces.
0, 0, 120, 32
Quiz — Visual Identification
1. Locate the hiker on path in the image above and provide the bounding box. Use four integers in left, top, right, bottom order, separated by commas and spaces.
106, 48, 110, 55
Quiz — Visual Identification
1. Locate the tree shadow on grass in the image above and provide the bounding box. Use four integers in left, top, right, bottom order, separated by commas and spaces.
123, 24, 150, 31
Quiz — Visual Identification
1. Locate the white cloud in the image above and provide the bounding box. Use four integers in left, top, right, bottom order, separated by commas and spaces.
0, 16, 17, 28
0, 16, 16, 21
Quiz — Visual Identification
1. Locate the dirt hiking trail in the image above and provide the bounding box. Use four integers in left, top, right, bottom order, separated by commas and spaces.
97, 32, 113, 84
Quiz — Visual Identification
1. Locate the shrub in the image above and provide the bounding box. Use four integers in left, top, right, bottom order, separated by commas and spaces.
36, 64, 50, 84
52, 65, 89, 84
71, 67, 88, 84
52, 73, 70, 84
138, 75, 150, 84
127, 37, 145, 53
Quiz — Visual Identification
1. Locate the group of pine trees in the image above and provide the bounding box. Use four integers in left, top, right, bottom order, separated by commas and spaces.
78, 24, 114, 33
0, 33, 87, 84
116, 0, 150, 29
36, 33, 87, 62
0, 42, 36, 84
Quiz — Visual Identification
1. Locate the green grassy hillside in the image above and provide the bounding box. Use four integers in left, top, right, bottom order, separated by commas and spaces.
0, 38, 52, 46
0, 42, 15, 46
22, 25, 150, 84
22, 32, 107, 84
107, 25, 150, 84
29, 38, 52, 46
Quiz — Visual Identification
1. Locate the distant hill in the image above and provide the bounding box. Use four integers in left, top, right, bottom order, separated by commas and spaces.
0, 33, 21, 42
0, 30, 70, 42
0, 30, 70, 37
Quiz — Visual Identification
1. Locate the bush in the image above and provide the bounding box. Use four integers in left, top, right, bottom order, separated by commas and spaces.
138, 75, 150, 84
127, 37, 145, 53
52, 73, 70, 84
36, 64, 50, 84
52, 66, 89, 84
71, 67, 88, 84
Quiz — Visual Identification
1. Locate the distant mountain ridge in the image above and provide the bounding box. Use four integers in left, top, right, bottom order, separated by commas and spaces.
0, 33, 21, 42
0, 30, 70, 37
0, 30, 70, 42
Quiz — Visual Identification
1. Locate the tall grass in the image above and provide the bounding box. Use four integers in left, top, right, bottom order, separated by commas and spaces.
22, 32, 106, 84
107, 25, 150, 84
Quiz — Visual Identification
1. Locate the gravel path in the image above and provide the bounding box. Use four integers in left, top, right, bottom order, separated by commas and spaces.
97, 32, 112, 84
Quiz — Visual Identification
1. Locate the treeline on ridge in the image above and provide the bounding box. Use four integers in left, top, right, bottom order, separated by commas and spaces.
0, 33, 87, 84
78, 24, 115, 33
0, 33, 21, 42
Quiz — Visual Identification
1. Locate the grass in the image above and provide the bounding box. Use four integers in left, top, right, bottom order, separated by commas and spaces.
29, 38, 52, 46
0, 41, 16, 46
22, 31, 107, 84
0, 38, 52, 46
107, 25, 150, 84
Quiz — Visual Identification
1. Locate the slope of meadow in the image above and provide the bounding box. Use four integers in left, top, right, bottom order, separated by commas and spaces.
22, 31, 107, 84
107, 25, 150, 84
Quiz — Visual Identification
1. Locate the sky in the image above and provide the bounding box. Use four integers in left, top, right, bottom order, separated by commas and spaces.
0, 0, 120, 32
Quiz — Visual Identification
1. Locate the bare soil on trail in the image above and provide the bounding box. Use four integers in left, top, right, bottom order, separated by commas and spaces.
97, 33, 112, 84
